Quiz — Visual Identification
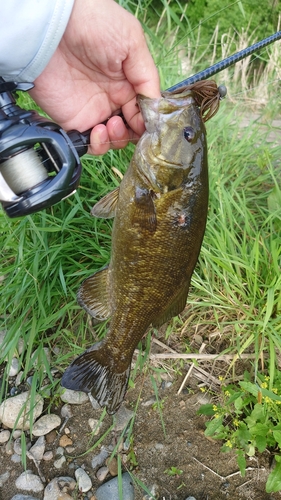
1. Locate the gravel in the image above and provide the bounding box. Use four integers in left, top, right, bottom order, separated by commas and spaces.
32, 414, 61, 436
0, 392, 43, 430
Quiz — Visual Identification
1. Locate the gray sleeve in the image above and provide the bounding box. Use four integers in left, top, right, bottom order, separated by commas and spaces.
0, 0, 75, 82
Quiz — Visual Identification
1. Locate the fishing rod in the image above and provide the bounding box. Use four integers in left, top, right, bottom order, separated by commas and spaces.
0, 31, 280, 217
168, 29, 281, 91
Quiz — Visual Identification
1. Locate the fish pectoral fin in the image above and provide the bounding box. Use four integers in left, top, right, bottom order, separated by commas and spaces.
152, 282, 190, 327
133, 187, 157, 232
91, 187, 119, 218
61, 343, 130, 415
77, 266, 111, 321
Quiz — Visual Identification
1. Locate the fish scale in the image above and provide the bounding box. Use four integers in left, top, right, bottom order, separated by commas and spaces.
61, 81, 222, 414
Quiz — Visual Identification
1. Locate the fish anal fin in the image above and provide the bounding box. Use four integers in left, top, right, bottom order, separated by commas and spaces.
152, 282, 190, 327
77, 266, 111, 321
91, 187, 119, 219
61, 343, 130, 414
133, 187, 157, 232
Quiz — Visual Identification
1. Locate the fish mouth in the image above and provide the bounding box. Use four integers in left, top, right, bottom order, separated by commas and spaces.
155, 155, 183, 168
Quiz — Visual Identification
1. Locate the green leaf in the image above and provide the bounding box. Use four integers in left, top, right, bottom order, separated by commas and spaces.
266, 458, 281, 493
236, 449, 246, 477
251, 404, 266, 423
235, 422, 251, 444
261, 388, 281, 403
273, 430, 281, 448
225, 391, 243, 405
267, 187, 281, 213
205, 416, 224, 437
237, 0, 246, 18
239, 381, 259, 397
234, 396, 244, 411
198, 404, 215, 416
255, 434, 267, 453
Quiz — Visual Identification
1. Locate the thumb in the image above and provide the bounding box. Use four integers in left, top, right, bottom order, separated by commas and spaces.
123, 29, 161, 99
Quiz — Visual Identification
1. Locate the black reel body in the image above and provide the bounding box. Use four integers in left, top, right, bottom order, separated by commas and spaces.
0, 78, 89, 217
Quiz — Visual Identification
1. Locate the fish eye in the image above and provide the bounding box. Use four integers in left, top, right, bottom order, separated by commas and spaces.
183, 127, 195, 142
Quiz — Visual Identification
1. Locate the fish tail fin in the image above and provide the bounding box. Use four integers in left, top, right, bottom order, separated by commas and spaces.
61, 342, 130, 414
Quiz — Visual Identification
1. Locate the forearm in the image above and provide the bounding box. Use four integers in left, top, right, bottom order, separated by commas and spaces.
0, 0, 74, 82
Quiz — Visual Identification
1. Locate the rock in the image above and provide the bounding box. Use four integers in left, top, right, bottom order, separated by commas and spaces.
95, 472, 134, 500
88, 418, 102, 435
43, 451, 53, 461
65, 446, 75, 453
161, 380, 173, 390
0, 471, 10, 486
15, 471, 44, 492
43, 477, 75, 500
11, 496, 40, 500
8, 357, 20, 377
75, 468, 92, 492
61, 404, 73, 419
27, 436, 45, 461
59, 435, 73, 447
53, 455, 66, 469
0, 429, 10, 443
32, 414, 61, 436
13, 429, 23, 439
26, 377, 34, 387
10, 386, 20, 397
141, 397, 156, 407
142, 483, 160, 500
60, 388, 88, 405
0, 392, 43, 430
155, 443, 164, 451
106, 457, 118, 476
96, 466, 109, 482
14, 437, 22, 455
114, 406, 134, 432
43, 477, 61, 500
15, 371, 24, 387
57, 476, 76, 491
5, 440, 13, 455
185, 497, 197, 500
91, 446, 109, 470
11, 453, 22, 463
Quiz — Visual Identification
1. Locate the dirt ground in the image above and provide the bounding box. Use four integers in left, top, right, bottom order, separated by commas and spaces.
1, 359, 280, 500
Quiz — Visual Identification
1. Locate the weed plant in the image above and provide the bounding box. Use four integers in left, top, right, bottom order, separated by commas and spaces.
0, 0, 281, 493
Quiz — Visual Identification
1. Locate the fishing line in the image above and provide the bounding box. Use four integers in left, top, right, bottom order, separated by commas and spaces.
0, 1, 279, 217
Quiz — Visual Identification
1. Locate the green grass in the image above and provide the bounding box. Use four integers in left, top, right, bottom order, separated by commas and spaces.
0, 0, 281, 493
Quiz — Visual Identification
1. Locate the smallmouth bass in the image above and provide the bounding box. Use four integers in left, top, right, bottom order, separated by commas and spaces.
61, 80, 223, 414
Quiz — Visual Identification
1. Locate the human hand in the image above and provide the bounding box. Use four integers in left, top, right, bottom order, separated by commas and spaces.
30, 0, 161, 155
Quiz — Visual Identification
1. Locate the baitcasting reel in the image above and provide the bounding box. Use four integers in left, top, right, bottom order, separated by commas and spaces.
0, 77, 90, 217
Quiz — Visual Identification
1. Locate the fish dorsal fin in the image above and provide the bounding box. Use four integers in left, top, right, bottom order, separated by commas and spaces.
91, 187, 119, 219
77, 266, 111, 321
133, 187, 157, 233
152, 281, 190, 327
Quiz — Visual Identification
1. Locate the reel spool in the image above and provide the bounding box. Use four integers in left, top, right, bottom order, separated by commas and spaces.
0, 78, 89, 217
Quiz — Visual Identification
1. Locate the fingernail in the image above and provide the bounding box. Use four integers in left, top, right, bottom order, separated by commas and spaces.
113, 121, 125, 139
98, 128, 108, 144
